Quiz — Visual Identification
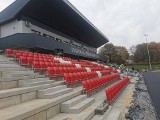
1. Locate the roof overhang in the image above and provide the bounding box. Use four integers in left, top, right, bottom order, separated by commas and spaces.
0, 0, 109, 48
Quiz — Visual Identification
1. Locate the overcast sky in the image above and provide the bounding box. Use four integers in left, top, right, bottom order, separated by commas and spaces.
0, 0, 160, 49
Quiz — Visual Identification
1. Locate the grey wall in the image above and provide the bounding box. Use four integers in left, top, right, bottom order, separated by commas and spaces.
0, 33, 100, 60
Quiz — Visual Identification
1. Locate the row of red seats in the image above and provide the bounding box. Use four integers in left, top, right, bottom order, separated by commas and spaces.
6, 49, 114, 75
105, 66, 113, 70
6, 49, 72, 62
91, 67, 103, 71
82, 73, 120, 94
18, 56, 74, 67
112, 69, 118, 73
19, 56, 62, 66
7, 49, 95, 68
32, 61, 76, 71
100, 70, 111, 76
6, 49, 52, 58
105, 77, 129, 104
48, 67, 87, 78
15, 53, 53, 59
63, 71, 98, 85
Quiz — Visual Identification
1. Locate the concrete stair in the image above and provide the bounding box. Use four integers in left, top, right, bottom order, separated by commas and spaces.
61, 95, 95, 114
18, 78, 54, 87
0, 87, 82, 120
0, 64, 20, 69
38, 85, 73, 99
91, 106, 112, 120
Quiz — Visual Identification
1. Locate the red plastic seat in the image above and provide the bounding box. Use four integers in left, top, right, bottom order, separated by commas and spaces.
32, 61, 40, 71
28, 54, 34, 57
69, 73, 76, 84
19, 56, 27, 65
6, 49, 13, 57
15, 53, 22, 60
27, 57, 34, 65
12, 50, 19, 56
89, 79, 96, 91
33, 57, 39, 61
40, 62, 47, 71
77, 73, 83, 81
63, 73, 71, 85
63, 67, 68, 73
82, 81, 90, 94
45, 62, 51, 67
48, 67, 53, 78
23, 54, 29, 58
73, 73, 80, 82
53, 67, 61, 76
59, 67, 65, 75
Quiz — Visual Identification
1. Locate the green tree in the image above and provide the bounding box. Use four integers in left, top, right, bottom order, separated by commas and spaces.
98, 43, 117, 63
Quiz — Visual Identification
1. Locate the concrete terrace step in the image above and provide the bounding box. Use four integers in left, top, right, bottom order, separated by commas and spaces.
50, 88, 107, 120
0, 87, 82, 120
61, 95, 87, 110
67, 98, 95, 114
0, 81, 65, 99
0, 60, 15, 64
27, 80, 54, 87
38, 85, 67, 94
21, 77, 50, 83
91, 106, 112, 120
38, 87, 73, 99
0, 67, 32, 71
1, 71, 36, 78
19, 78, 54, 87
0, 64, 20, 68
105, 109, 122, 120
0, 81, 65, 109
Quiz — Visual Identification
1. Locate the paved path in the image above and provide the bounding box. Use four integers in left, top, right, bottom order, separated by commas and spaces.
143, 71, 160, 119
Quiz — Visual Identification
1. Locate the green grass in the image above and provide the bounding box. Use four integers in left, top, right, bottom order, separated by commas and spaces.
126, 64, 160, 71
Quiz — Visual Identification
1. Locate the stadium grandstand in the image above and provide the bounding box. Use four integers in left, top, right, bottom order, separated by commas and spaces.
0, 0, 158, 120
0, 0, 109, 61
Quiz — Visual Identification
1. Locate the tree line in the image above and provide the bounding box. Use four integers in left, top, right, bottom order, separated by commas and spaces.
98, 43, 129, 64
130, 42, 160, 63
98, 41, 160, 64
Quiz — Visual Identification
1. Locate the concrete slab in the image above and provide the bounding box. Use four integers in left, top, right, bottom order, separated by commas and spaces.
26, 80, 54, 87
38, 85, 67, 94
0, 95, 21, 109
0, 81, 64, 99
18, 78, 52, 87
67, 98, 95, 114
0, 87, 82, 120
91, 106, 112, 120
40, 88, 73, 99
105, 109, 122, 120
61, 95, 87, 110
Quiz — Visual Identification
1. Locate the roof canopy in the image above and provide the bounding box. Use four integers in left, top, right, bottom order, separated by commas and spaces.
0, 0, 109, 48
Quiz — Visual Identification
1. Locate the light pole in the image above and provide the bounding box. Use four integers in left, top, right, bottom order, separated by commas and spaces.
144, 34, 152, 70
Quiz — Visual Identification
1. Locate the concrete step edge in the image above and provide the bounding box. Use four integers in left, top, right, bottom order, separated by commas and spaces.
38, 85, 67, 94
66, 98, 95, 114
40, 88, 73, 99
61, 95, 87, 109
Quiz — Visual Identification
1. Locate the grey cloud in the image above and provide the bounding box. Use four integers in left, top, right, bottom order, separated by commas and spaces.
0, 0, 159, 49
69, 0, 160, 49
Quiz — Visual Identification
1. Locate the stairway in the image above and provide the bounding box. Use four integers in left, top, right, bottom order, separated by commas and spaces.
38, 85, 73, 99
18, 78, 55, 87
61, 95, 95, 114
